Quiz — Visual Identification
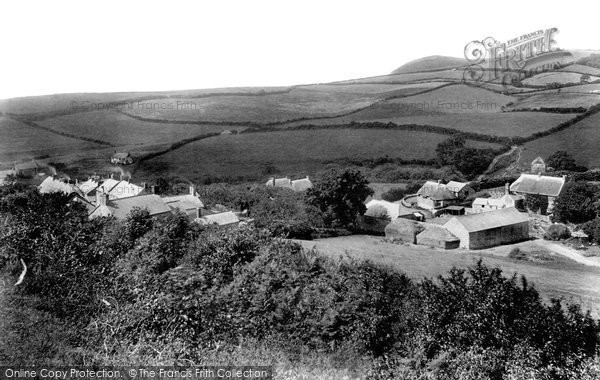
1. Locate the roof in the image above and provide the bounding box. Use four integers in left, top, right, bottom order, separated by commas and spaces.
417, 181, 457, 201
385, 218, 425, 234
77, 179, 100, 195
510, 174, 565, 197
38, 177, 83, 196
418, 224, 459, 242
195, 211, 240, 226
531, 156, 545, 165
14, 161, 39, 171
366, 199, 402, 219
98, 179, 144, 199
444, 207, 529, 233
94, 194, 172, 219
163, 194, 204, 212
446, 181, 471, 192
472, 197, 508, 208
112, 152, 131, 159
266, 177, 292, 187
291, 177, 313, 192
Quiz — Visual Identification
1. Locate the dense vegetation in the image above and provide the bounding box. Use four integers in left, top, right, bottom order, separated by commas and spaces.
1, 182, 600, 378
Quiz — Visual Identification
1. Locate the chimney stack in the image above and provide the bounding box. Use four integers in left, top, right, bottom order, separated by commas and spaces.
110, 173, 114, 179
190, 185, 196, 196
96, 191, 108, 206
120, 173, 123, 181
151, 185, 156, 194
505, 182, 509, 195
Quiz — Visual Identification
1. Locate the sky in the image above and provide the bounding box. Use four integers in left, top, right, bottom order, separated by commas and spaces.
1, 0, 599, 100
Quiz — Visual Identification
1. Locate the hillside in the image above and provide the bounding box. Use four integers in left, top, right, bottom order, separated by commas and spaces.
2, 49, 600, 179
391, 55, 468, 74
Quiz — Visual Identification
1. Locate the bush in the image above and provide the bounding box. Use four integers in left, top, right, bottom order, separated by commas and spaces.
544, 224, 572, 240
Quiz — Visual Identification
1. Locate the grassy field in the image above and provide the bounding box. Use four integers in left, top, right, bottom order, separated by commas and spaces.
519, 111, 600, 168
134, 128, 501, 182
506, 92, 600, 111
522, 72, 600, 86
558, 64, 600, 76
122, 87, 388, 123
297, 236, 600, 318
38, 110, 236, 146
0, 116, 103, 165
334, 70, 467, 84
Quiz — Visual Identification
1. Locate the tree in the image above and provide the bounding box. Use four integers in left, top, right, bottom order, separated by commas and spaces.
306, 168, 373, 228
436, 134, 466, 166
546, 151, 578, 171
524, 194, 548, 214
553, 181, 598, 224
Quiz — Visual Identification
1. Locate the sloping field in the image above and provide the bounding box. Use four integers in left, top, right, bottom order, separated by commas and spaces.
38, 110, 234, 146
522, 72, 600, 86
122, 88, 386, 123
299, 82, 450, 96
506, 92, 600, 111
380, 84, 516, 114
0, 117, 103, 164
0, 87, 292, 116
558, 64, 600, 76
135, 129, 501, 182
334, 70, 466, 84
391, 55, 468, 74
519, 112, 600, 168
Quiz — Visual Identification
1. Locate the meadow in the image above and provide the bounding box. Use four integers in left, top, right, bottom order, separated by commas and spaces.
506, 92, 600, 111
0, 117, 103, 166
558, 63, 600, 76
522, 72, 600, 86
134, 128, 501, 182
519, 111, 600, 168
38, 110, 236, 146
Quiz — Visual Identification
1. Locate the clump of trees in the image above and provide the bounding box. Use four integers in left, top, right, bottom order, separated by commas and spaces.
436, 134, 497, 178
547, 151, 587, 172
1, 182, 600, 377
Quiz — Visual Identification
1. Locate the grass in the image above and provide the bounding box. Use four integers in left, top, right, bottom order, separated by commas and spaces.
522, 72, 600, 86
559, 64, 600, 76
506, 92, 600, 111
38, 110, 236, 146
519, 111, 600, 168
134, 128, 501, 183
296, 236, 600, 318
0, 116, 103, 164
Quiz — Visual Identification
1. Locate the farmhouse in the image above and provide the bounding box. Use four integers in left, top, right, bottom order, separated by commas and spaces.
88, 192, 172, 220
162, 186, 205, 221
98, 177, 144, 200
110, 152, 134, 165
472, 184, 524, 213
531, 157, 546, 174
443, 207, 529, 249
416, 180, 472, 211
13, 161, 43, 177
266, 176, 313, 192
38, 176, 83, 196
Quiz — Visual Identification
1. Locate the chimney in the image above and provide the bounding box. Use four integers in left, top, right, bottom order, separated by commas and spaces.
120, 173, 123, 181
190, 185, 196, 196
141, 182, 147, 191
196, 207, 201, 219
151, 185, 156, 194
110, 173, 114, 179
75, 178, 78, 185
96, 191, 108, 206
505, 182, 509, 195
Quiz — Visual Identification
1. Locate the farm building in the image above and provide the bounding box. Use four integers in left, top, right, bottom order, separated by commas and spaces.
97, 177, 144, 200
38, 176, 83, 196
266, 176, 313, 192
384, 218, 425, 244
531, 157, 546, 174
13, 160, 43, 177
110, 152, 134, 165
416, 180, 471, 211
162, 186, 205, 221
510, 173, 565, 212
443, 207, 529, 249
472, 184, 524, 213
416, 224, 460, 250
88, 192, 172, 220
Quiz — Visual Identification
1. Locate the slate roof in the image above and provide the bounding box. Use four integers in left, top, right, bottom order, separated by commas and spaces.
418, 224, 459, 242
195, 211, 240, 226
98, 179, 144, 199
510, 174, 565, 197
291, 177, 313, 192
267, 176, 313, 192
14, 161, 39, 171
446, 181, 471, 192
112, 152, 131, 159
531, 157, 545, 165
163, 194, 204, 212
417, 181, 457, 201
77, 179, 100, 195
88, 194, 172, 220
444, 207, 529, 233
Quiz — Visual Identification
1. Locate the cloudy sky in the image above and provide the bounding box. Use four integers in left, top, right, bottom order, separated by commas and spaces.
0, 0, 598, 99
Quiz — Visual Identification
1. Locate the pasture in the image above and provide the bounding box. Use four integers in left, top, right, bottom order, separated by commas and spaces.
558, 64, 600, 76
38, 110, 235, 146
297, 236, 600, 318
134, 128, 501, 182
519, 112, 600, 168
0, 117, 103, 166
522, 72, 600, 86
506, 92, 600, 111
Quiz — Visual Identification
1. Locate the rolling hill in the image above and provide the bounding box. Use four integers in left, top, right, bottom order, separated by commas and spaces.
3, 49, 600, 181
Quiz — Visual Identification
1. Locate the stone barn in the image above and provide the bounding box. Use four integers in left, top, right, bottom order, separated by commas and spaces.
443, 207, 529, 249
416, 224, 460, 249
384, 218, 425, 244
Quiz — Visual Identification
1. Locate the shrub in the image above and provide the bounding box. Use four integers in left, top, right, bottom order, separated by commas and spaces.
544, 224, 572, 240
